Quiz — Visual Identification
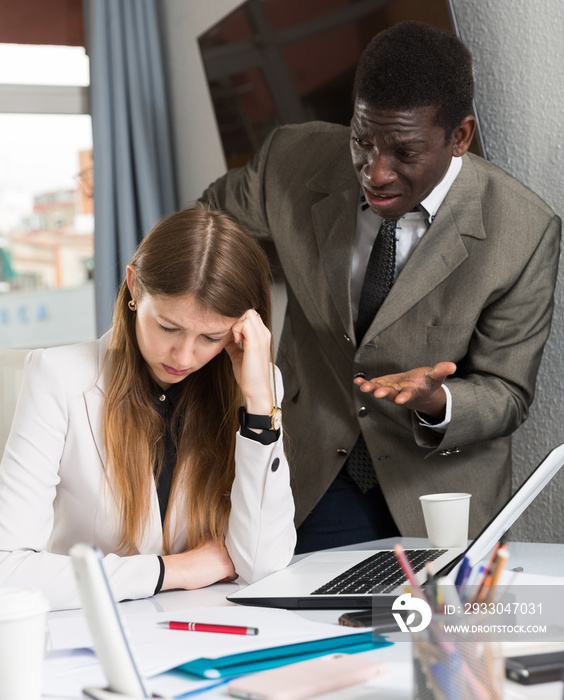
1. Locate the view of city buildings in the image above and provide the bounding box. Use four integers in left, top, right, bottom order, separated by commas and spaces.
0, 146, 95, 348
2, 148, 93, 292
0, 32, 94, 348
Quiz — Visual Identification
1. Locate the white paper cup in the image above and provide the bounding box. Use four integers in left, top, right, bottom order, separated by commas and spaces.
419, 493, 471, 548
0, 587, 50, 700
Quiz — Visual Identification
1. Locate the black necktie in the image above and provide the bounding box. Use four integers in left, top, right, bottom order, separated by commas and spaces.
355, 218, 398, 344
347, 217, 397, 493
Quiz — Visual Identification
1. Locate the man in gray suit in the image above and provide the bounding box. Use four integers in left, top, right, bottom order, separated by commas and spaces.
201, 21, 561, 553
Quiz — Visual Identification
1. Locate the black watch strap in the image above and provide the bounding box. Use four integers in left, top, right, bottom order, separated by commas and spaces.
238, 406, 270, 430
238, 406, 282, 431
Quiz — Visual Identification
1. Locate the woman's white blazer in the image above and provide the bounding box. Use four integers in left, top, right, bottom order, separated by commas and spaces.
0, 333, 295, 610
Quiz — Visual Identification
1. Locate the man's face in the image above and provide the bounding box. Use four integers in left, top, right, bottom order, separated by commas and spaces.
350, 99, 465, 219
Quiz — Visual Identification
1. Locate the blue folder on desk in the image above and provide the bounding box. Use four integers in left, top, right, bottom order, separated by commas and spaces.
175, 631, 391, 679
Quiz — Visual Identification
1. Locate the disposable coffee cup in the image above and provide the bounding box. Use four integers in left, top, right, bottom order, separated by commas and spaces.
419, 492, 471, 548
0, 587, 50, 700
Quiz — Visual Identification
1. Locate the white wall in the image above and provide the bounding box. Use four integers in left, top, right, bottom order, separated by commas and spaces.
452, 0, 564, 541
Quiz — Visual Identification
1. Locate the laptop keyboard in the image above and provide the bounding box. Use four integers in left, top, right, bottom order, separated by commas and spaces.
311, 549, 447, 595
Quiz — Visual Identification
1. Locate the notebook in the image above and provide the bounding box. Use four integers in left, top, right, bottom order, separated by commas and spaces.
228, 443, 564, 610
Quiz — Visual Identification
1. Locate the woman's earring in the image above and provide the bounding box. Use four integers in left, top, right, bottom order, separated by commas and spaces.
128, 299, 137, 311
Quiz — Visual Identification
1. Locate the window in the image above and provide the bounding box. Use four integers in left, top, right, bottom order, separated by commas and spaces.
0, 42, 94, 349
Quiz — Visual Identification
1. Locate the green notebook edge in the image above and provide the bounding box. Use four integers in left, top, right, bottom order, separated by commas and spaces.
176, 631, 392, 679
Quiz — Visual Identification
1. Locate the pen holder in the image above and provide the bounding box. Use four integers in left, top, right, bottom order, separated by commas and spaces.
411, 615, 504, 700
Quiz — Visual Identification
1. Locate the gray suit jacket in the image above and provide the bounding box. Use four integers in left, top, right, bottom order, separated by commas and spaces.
202, 121, 561, 537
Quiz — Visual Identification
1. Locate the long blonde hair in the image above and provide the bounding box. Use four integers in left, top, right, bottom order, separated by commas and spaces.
103, 204, 272, 553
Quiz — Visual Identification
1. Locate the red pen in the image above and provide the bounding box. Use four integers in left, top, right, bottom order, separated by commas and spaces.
394, 543, 431, 604
393, 543, 419, 588
156, 620, 259, 635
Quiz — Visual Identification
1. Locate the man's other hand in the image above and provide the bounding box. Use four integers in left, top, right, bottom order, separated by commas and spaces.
354, 362, 457, 420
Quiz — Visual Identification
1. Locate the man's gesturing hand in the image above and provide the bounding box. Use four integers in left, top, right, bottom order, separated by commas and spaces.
353, 361, 457, 420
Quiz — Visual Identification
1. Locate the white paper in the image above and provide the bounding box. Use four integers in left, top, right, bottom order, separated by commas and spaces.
44, 605, 369, 697
42, 649, 104, 697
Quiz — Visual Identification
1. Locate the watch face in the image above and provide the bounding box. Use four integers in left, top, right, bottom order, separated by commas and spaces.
271, 407, 282, 430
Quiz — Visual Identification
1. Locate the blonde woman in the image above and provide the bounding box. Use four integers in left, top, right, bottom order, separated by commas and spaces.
0, 205, 295, 610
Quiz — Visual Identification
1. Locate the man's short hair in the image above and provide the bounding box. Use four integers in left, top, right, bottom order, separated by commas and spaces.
353, 21, 474, 138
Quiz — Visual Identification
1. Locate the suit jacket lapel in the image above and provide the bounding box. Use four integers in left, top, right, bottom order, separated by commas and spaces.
83, 332, 111, 467
363, 154, 486, 341
308, 142, 359, 339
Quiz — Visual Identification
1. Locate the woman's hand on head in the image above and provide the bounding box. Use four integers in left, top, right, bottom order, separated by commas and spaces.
160, 540, 237, 591
224, 309, 274, 415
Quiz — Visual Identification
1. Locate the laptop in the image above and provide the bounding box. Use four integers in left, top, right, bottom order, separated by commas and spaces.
228, 443, 564, 610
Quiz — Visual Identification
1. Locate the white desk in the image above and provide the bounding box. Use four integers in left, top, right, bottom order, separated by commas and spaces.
42, 539, 564, 700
